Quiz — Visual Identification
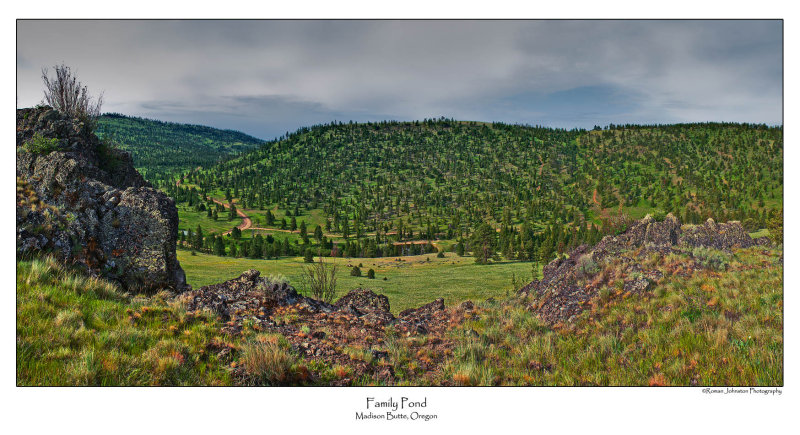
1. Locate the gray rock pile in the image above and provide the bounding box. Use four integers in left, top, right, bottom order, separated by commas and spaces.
679, 218, 756, 250
522, 213, 762, 323
334, 288, 395, 324
184, 269, 334, 320
16, 106, 186, 292
185, 269, 449, 335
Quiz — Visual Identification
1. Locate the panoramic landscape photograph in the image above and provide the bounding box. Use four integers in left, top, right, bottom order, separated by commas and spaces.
15, 19, 783, 389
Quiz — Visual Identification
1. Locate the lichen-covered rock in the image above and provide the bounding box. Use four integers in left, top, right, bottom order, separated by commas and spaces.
16, 106, 185, 292
644, 213, 681, 246
525, 213, 759, 323
679, 218, 755, 250
624, 277, 652, 293
334, 288, 391, 314
399, 298, 445, 319
184, 270, 326, 320
333, 288, 395, 325
98, 187, 185, 291
754, 237, 772, 246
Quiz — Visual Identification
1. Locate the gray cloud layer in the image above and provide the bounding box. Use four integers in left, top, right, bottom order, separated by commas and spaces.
17, 20, 782, 139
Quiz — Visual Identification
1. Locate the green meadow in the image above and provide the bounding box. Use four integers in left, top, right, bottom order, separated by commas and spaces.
178, 249, 538, 313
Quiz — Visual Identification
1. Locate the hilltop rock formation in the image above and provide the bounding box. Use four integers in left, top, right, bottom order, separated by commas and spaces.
522, 213, 761, 323
16, 106, 186, 292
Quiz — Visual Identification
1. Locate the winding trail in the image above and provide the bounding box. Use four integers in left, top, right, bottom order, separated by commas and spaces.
175, 178, 430, 243
210, 198, 252, 235
175, 178, 250, 235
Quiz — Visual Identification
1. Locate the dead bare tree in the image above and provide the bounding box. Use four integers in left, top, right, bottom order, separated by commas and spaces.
41, 63, 104, 120
301, 255, 338, 303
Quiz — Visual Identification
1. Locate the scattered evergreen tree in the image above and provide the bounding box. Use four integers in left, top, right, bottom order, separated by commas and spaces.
471, 222, 496, 264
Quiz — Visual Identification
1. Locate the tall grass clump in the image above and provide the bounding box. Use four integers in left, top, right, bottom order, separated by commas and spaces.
239, 334, 303, 386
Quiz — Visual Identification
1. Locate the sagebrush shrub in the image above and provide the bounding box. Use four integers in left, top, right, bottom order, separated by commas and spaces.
576, 254, 599, 279
41, 64, 103, 121
691, 246, 731, 271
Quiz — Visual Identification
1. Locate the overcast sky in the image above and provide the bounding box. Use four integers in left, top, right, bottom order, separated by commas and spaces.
17, 20, 782, 140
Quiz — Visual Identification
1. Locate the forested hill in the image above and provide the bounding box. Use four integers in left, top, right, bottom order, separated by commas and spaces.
96, 113, 264, 181
170, 119, 781, 259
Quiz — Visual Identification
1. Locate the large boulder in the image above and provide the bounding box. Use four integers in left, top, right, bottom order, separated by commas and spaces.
334, 288, 391, 314
334, 288, 395, 324
16, 106, 186, 292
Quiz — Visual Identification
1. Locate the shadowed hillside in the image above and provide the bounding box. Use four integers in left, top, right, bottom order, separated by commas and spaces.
96, 113, 264, 181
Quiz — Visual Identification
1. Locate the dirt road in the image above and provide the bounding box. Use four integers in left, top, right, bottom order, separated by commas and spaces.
210, 198, 252, 235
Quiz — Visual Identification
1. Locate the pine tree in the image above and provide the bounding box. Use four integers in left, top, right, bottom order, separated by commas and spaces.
282, 237, 291, 256
213, 236, 226, 256
194, 225, 203, 251
251, 234, 264, 259
470, 221, 496, 264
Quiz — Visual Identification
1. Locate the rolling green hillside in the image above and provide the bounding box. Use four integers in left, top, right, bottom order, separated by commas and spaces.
96, 113, 264, 181
168, 120, 782, 263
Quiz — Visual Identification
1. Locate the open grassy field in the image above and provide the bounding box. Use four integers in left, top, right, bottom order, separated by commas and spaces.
178, 250, 538, 313
177, 203, 241, 235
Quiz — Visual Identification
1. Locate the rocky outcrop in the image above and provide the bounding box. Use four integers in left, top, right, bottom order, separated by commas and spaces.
185, 269, 452, 336
184, 269, 335, 320
523, 213, 760, 323
333, 288, 395, 324
177, 261, 496, 385
678, 218, 755, 250
16, 106, 186, 292
183, 269, 460, 383
334, 288, 391, 315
